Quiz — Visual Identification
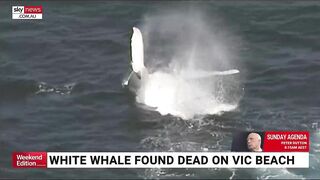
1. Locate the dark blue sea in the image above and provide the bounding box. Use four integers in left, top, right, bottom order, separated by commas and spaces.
0, 1, 320, 179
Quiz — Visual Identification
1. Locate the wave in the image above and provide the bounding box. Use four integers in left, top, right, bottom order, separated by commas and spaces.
36, 82, 75, 96
0, 78, 76, 102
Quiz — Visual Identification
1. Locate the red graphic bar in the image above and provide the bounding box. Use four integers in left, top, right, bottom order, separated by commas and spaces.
12, 152, 47, 168
24, 6, 42, 14
263, 131, 309, 152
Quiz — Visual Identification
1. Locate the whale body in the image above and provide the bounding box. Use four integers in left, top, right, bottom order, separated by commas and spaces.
122, 27, 239, 93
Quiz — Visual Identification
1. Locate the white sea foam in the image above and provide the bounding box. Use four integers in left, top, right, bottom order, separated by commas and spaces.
133, 9, 242, 119
136, 69, 238, 119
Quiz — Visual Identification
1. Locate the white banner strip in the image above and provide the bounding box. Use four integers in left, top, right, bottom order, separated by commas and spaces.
12, 14, 42, 20
47, 152, 309, 168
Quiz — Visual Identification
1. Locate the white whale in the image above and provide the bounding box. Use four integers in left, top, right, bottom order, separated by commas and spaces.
122, 27, 239, 92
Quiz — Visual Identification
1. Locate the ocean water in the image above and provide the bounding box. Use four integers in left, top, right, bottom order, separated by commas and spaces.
1, 1, 320, 179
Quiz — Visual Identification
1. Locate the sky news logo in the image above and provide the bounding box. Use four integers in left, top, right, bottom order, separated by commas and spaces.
12, 6, 42, 19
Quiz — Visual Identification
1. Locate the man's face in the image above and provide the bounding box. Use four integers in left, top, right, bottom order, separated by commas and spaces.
247, 133, 261, 151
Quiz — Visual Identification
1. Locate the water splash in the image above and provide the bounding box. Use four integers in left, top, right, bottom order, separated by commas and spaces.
136, 70, 238, 119
132, 10, 242, 119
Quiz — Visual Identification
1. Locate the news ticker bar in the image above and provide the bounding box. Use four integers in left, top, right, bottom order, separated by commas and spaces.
13, 152, 309, 168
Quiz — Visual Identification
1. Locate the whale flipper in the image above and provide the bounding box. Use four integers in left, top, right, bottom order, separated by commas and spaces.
131, 27, 145, 76
122, 27, 147, 89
